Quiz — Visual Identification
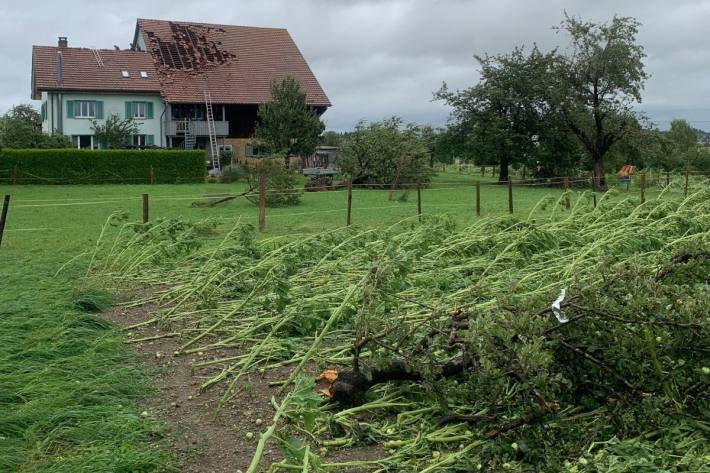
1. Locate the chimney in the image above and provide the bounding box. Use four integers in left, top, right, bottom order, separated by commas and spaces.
56, 50, 63, 85
58, 36, 68, 48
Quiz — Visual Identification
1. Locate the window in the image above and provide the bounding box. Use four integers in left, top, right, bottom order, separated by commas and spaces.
132, 134, 147, 147
72, 135, 95, 149
139, 70, 148, 78
121, 70, 130, 78
132, 102, 147, 119
75, 101, 96, 118
170, 104, 204, 120
126, 101, 152, 119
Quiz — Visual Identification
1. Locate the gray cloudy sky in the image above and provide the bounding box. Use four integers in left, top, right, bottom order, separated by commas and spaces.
1, 0, 709, 131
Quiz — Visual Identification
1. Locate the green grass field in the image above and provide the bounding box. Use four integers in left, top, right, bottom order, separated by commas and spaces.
0, 170, 700, 471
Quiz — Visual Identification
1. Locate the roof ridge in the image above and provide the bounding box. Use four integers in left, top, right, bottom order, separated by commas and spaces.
32, 45, 150, 53
136, 17, 288, 32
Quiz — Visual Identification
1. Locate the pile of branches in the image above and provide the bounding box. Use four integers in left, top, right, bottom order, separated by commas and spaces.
84, 188, 710, 472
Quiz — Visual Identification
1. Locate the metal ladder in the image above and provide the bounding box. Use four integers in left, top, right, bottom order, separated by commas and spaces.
204, 91, 220, 171
182, 119, 196, 149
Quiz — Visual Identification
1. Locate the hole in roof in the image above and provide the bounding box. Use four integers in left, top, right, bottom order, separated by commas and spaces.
121, 70, 130, 78
140, 70, 148, 78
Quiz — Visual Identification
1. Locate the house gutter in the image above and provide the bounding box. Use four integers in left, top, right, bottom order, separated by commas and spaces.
160, 101, 167, 147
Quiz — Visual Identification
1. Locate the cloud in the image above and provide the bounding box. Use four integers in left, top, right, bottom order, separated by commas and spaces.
1, 0, 708, 130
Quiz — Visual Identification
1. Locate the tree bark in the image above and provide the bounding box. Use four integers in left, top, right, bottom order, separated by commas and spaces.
498, 156, 510, 183
591, 156, 607, 191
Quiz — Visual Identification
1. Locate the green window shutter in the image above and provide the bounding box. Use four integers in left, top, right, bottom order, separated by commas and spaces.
125, 101, 133, 118
96, 101, 104, 119
41, 103, 46, 120
66, 100, 74, 118
146, 102, 154, 119
147, 135, 155, 146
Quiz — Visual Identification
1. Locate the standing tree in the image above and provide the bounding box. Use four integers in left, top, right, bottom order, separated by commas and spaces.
436, 47, 559, 182
554, 14, 648, 190
666, 119, 698, 154
253, 77, 325, 165
0, 104, 71, 148
337, 117, 431, 186
91, 114, 139, 148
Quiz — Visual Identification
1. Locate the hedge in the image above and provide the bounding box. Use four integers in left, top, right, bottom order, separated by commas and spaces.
0, 149, 207, 184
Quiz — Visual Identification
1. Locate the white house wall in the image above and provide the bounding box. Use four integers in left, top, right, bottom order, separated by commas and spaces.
41, 91, 166, 146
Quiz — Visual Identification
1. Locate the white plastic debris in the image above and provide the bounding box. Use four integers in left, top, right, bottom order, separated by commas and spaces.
551, 288, 568, 323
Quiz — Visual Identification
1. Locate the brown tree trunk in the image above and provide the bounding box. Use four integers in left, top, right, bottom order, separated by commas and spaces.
498, 157, 510, 183
591, 157, 607, 191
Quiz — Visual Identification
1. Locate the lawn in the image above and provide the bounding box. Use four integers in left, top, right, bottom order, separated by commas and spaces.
0, 169, 701, 471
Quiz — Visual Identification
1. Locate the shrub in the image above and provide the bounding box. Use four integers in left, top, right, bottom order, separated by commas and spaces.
0, 148, 206, 184
219, 164, 250, 183
304, 176, 332, 192
247, 156, 303, 207
219, 149, 235, 168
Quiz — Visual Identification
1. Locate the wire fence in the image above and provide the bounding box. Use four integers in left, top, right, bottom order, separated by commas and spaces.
1, 170, 708, 245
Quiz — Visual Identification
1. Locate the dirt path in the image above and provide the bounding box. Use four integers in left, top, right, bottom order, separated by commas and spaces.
105, 301, 284, 473
105, 294, 386, 472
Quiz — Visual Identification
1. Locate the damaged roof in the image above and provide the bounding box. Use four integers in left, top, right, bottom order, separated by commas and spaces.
134, 19, 330, 106
31, 46, 161, 99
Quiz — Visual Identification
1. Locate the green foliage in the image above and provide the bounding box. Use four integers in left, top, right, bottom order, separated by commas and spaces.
320, 130, 343, 147
0, 104, 71, 149
219, 149, 235, 168
667, 119, 697, 153
85, 187, 710, 472
90, 114, 139, 149
253, 77, 325, 160
438, 14, 650, 187
71, 278, 116, 312
337, 117, 433, 186
219, 163, 250, 183
437, 46, 574, 181
247, 155, 303, 207
554, 14, 648, 189
0, 148, 206, 184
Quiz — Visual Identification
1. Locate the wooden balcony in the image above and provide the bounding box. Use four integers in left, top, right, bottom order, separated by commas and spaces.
165, 119, 229, 136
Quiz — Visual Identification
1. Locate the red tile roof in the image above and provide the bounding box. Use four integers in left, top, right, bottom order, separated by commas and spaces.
32, 46, 161, 99
135, 19, 330, 107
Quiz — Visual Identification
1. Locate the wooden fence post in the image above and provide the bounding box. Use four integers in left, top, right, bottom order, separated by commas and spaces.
150, 166, 155, 184
417, 183, 422, 222
592, 193, 597, 209
507, 178, 513, 214
0, 195, 10, 250
684, 170, 689, 197
258, 172, 266, 232
640, 173, 646, 204
346, 179, 353, 226
12, 165, 18, 185
563, 176, 570, 210
481, 166, 485, 177
475, 181, 480, 217
142, 194, 149, 223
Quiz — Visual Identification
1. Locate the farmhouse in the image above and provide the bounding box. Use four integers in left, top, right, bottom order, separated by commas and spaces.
31, 19, 330, 162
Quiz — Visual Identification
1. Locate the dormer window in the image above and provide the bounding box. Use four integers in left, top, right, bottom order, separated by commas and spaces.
139, 70, 148, 78
121, 70, 130, 78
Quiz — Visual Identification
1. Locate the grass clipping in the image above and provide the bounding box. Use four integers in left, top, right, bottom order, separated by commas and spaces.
84, 188, 710, 472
